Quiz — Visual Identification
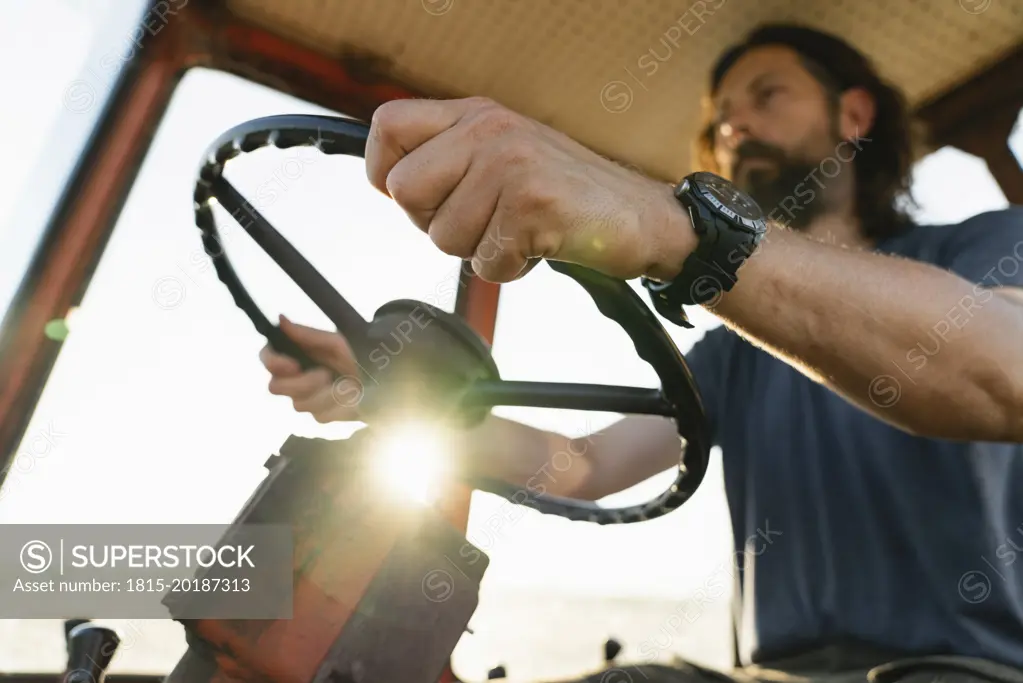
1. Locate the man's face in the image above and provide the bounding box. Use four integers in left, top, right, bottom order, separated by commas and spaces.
711, 45, 844, 229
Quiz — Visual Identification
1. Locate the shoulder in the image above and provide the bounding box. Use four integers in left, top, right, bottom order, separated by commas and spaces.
937, 205, 1023, 263
942, 205, 1023, 240
959, 205, 1023, 226
881, 206, 1023, 265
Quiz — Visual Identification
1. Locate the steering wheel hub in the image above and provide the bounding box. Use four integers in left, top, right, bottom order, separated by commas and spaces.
359, 299, 501, 427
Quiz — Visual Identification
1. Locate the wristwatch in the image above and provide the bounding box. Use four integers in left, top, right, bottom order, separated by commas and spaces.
641, 171, 767, 328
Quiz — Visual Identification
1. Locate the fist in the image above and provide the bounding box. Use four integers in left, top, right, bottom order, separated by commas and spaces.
259, 315, 365, 423
364, 97, 693, 283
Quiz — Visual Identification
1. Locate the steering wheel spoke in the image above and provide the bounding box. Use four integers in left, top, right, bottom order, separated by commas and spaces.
193, 114, 712, 524
207, 175, 373, 362
460, 380, 673, 416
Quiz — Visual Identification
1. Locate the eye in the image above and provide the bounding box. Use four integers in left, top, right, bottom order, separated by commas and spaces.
755, 86, 781, 107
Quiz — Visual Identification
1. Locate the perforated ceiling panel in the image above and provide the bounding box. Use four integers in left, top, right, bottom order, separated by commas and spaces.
225, 0, 1023, 180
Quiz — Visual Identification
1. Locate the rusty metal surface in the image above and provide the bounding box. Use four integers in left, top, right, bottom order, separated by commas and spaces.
169, 434, 486, 683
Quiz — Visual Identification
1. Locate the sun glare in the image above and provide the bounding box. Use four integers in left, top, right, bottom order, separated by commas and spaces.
370, 422, 453, 506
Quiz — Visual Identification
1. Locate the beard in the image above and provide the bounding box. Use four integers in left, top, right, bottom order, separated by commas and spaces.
732, 139, 834, 232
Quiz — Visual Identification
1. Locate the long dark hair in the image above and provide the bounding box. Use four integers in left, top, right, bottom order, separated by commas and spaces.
695, 23, 919, 240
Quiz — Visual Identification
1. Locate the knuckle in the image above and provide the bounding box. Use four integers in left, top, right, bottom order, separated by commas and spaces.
527, 227, 561, 260
368, 101, 407, 193
466, 95, 498, 110
268, 379, 289, 396
470, 103, 520, 140
476, 227, 515, 262
514, 174, 559, 214
329, 333, 349, 349
370, 100, 403, 137
473, 251, 520, 283
430, 223, 475, 259
313, 367, 334, 387
497, 137, 536, 167
384, 165, 413, 205
329, 348, 355, 373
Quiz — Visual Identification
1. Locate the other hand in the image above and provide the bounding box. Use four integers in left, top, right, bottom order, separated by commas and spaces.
258, 315, 364, 423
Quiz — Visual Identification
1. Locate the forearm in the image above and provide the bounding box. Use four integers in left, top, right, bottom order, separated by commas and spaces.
570, 415, 685, 500
459, 415, 592, 498
462, 414, 683, 500
712, 227, 1023, 441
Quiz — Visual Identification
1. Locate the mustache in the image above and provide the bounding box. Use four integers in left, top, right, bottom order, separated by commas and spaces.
734, 140, 788, 169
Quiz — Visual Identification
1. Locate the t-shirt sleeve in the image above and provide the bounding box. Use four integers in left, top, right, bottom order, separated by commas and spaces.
682, 325, 735, 447
941, 206, 1023, 288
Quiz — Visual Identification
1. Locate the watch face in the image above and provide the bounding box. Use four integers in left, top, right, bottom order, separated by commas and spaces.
689, 172, 765, 225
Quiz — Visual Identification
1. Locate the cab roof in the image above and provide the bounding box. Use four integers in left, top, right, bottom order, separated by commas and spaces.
223, 0, 1023, 179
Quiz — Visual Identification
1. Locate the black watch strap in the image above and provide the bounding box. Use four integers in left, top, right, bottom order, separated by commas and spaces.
646, 212, 762, 328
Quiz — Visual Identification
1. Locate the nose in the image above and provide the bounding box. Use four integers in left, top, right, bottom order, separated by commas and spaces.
712, 120, 748, 177
718, 113, 753, 151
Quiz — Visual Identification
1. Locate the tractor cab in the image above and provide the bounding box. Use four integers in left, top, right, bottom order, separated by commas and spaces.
0, 1, 1020, 682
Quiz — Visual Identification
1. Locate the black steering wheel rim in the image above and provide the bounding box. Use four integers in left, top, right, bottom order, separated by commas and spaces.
192, 113, 712, 525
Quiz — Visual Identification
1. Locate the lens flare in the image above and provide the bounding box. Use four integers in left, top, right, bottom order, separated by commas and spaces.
370, 422, 452, 505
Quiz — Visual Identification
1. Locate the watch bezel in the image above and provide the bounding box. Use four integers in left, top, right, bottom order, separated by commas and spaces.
678, 171, 768, 235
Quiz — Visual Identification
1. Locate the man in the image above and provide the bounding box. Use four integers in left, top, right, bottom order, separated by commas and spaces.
260, 23, 1023, 683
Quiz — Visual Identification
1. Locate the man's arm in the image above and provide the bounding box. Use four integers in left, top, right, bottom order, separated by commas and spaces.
459, 414, 685, 500
706, 218, 1023, 443
458, 327, 732, 500
362, 97, 1023, 441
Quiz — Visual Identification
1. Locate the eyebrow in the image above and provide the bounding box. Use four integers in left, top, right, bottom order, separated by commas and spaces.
715, 71, 779, 123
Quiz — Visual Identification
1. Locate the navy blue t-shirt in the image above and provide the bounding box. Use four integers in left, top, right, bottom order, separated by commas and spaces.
683, 207, 1023, 668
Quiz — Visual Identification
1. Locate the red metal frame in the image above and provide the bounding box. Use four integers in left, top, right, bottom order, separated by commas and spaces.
0, 15, 184, 470
0, 4, 500, 680
0, 2, 501, 487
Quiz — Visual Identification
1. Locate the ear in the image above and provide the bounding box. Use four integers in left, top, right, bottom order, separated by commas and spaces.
838, 87, 876, 141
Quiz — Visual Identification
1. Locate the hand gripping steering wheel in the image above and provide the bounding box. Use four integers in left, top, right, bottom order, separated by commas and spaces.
191, 114, 711, 524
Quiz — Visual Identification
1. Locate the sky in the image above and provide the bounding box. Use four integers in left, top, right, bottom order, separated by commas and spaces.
0, 0, 1019, 674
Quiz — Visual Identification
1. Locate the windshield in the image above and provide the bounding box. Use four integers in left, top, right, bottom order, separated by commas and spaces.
0, 64, 731, 676
0, 0, 148, 322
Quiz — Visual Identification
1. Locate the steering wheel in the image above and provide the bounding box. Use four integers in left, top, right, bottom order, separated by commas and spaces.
191, 114, 711, 525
